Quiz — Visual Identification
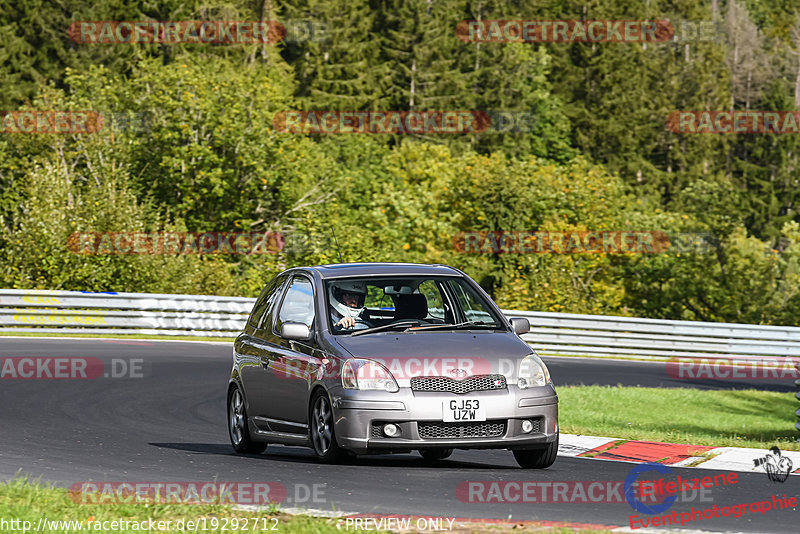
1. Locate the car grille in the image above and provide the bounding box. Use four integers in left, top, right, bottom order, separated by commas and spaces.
410, 374, 506, 394
418, 421, 506, 439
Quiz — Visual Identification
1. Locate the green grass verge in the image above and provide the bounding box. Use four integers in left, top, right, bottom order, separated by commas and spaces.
559, 385, 800, 451
0, 478, 606, 533
0, 332, 234, 343
0, 477, 352, 534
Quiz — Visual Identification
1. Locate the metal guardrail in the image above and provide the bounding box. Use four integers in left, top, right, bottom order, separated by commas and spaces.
1, 289, 800, 361
0, 289, 251, 338
509, 309, 800, 361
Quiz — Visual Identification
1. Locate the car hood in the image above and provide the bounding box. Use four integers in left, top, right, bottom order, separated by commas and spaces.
332, 330, 534, 382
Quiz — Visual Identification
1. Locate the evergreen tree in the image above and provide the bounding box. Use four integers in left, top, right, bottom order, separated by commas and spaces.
278, 0, 384, 110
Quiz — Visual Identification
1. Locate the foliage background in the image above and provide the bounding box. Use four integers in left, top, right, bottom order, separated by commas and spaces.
2, 0, 800, 325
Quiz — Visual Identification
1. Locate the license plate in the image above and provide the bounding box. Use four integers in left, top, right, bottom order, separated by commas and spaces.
443, 398, 486, 422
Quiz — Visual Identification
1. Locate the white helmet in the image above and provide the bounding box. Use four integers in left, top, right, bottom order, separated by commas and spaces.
329, 280, 367, 318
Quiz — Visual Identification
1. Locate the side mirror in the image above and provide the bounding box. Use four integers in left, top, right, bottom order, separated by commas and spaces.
281, 322, 312, 341
510, 317, 530, 335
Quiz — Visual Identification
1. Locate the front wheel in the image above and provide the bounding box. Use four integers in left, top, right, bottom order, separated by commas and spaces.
228, 386, 267, 454
513, 434, 558, 469
309, 390, 346, 464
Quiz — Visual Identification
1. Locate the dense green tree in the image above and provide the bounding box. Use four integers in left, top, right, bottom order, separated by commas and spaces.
2, 0, 800, 327
278, 0, 384, 110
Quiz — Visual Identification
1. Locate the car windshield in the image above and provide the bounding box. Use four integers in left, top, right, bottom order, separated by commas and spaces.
325, 276, 505, 334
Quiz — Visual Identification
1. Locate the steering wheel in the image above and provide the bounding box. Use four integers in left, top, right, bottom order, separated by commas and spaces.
343, 308, 372, 328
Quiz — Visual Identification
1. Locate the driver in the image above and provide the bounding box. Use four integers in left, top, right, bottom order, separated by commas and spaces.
329, 281, 368, 330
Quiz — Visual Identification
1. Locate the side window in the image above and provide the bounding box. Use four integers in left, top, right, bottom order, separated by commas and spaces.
276, 277, 315, 331
248, 275, 287, 329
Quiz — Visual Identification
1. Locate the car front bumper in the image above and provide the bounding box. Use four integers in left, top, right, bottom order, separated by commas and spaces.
329, 384, 558, 454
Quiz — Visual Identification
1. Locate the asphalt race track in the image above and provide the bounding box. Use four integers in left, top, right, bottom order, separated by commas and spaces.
544, 356, 798, 392
0, 338, 797, 532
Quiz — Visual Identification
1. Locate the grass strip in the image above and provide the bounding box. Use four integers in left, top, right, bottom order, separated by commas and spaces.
558, 385, 800, 451
0, 478, 607, 533
0, 476, 350, 533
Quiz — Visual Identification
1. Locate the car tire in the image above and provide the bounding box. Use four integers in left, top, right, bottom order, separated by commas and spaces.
513, 434, 558, 469
419, 449, 453, 461
309, 390, 346, 464
228, 386, 267, 454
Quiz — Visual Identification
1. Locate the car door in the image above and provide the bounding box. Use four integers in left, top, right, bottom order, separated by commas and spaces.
237, 274, 289, 428
267, 275, 326, 428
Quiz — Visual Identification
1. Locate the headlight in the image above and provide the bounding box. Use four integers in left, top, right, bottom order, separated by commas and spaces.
342, 359, 399, 392
517, 353, 551, 389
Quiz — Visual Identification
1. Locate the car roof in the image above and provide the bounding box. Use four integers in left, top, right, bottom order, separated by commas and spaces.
306, 262, 462, 279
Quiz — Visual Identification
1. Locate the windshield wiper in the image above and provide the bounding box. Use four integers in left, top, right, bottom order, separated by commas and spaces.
404, 321, 501, 332
349, 320, 420, 337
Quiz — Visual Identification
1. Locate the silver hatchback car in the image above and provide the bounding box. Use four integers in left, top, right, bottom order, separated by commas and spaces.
228, 263, 558, 468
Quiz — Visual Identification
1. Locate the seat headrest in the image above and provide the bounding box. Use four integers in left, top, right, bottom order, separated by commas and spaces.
394, 293, 428, 320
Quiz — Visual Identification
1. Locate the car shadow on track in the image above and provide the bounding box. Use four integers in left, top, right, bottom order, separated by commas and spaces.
149, 442, 514, 469
150, 442, 234, 455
